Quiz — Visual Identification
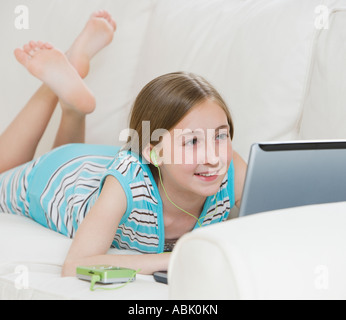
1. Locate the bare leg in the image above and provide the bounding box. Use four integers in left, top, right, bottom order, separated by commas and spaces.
66, 10, 116, 79
0, 11, 116, 173
14, 42, 96, 114
53, 10, 116, 148
0, 41, 96, 175
0, 83, 58, 173
53, 107, 86, 148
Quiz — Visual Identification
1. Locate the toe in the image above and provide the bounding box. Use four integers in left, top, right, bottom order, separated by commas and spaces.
103, 11, 116, 30
37, 41, 45, 49
29, 40, 38, 49
92, 10, 103, 18
110, 18, 117, 31
23, 43, 31, 54
44, 42, 53, 49
94, 10, 116, 31
14, 48, 30, 65
29, 41, 40, 54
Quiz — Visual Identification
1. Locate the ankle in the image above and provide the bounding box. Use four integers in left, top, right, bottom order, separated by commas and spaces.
66, 50, 90, 79
61, 108, 87, 121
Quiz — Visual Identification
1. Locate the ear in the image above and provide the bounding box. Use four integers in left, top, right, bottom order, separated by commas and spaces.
142, 143, 152, 164
142, 143, 162, 166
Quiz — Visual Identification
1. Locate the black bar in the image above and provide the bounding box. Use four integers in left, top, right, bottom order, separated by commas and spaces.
259, 141, 346, 152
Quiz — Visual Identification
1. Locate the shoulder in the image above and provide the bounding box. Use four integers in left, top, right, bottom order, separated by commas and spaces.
98, 175, 128, 217
101, 150, 160, 214
102, 150, 152, 190
232, 150, 247, 208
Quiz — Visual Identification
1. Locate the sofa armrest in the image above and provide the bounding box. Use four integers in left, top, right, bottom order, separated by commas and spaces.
168, 202, 346, 300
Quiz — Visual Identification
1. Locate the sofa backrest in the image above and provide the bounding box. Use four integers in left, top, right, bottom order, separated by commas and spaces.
0, 0, 345, 161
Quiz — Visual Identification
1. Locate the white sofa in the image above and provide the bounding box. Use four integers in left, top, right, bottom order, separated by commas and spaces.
0, 0, 346, 300
169, 202, 346, 300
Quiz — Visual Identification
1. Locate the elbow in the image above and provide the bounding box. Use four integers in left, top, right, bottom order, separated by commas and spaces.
61, 259, 78, 277
235, 199, 241, 209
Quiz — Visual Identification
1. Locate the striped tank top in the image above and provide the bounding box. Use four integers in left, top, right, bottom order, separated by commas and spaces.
6, 143, 236, 253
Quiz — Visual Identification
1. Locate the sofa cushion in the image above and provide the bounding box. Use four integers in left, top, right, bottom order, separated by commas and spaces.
0, 214, 168, 300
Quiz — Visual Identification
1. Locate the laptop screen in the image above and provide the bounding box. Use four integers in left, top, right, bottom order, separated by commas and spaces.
239, 141, 346, 217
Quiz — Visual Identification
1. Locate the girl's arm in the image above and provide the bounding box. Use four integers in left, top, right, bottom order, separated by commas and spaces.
233, 151, 247, 208
62, 175, 170, 277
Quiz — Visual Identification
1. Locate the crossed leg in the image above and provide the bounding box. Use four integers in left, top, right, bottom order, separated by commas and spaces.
0, 10, 116, 173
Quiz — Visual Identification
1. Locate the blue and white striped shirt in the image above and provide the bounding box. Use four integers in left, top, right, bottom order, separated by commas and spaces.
1, 143, 235, 253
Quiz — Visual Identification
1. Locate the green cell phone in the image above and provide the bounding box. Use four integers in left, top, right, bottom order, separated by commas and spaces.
76, 265, 137, 284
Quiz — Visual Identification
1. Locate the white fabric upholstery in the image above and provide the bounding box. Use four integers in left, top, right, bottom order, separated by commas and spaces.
168, 202, 346, 300
0, 0, 157, 156
133, 0, 324, 159
2, 0, 345, 161
0, 214, 167, 300
0, 0, 345, 299
299, 8, 346, 140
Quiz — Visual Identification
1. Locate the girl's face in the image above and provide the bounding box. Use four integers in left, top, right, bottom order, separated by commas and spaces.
157, 99, 233, 197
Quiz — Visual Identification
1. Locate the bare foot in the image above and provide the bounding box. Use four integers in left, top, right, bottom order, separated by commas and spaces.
67, 10, 117, 78
14, 41, 96, 114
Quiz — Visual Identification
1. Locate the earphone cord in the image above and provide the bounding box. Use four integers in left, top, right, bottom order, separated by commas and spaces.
157, 166, 218, 228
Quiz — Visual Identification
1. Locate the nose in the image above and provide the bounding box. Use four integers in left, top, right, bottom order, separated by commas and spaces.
204, 140, 219, 165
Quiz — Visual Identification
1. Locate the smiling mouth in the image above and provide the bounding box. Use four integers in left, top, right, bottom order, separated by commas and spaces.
194, 170, 219, 177
194, 171, 219, 182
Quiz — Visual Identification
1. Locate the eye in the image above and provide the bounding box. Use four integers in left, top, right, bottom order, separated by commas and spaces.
184, 137, 198, 146
216, 132, 229, 140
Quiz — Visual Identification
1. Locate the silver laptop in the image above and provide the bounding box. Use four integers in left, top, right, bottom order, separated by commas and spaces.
239, 140, 346, 217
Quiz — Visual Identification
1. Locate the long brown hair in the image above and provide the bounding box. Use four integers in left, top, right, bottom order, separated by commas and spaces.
121, 72, 234, 177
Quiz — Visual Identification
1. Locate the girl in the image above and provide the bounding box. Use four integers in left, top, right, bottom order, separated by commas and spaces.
0, 11, 247, 277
